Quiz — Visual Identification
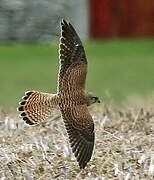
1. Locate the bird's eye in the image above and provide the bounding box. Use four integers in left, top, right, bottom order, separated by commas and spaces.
92, 97, 98, 101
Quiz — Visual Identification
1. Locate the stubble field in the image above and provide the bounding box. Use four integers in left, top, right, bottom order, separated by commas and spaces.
0, 100, 154, 179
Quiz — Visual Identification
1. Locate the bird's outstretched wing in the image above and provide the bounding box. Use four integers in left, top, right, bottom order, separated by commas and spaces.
57, 19, 88, 93
61, 105, 95, 169
17, 91, 58, 125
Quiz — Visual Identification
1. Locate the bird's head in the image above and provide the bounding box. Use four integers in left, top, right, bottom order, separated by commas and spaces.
86, 92, 101, 106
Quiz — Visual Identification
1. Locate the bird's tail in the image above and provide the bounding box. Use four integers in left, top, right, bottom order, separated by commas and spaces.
17, 91, 59, 125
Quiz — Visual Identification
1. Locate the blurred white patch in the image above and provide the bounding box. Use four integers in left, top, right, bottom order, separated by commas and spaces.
20, 143, 33, 152
138, 154, 145, 164
124, 173, 131, 180
17, 119, 25, 130
100, 115, 110, 127
40, 137, 49, 152
70, 154, 76, 161
22, 169, 33, 180
114, 163, 119, 176
55, 144, 60, 150
4, 116, 16, 130
90, 164, 95, 169
63, 144, 70, 158
148, 154, 154, 177
88, 172, 91, 176
1, 177, 6, 180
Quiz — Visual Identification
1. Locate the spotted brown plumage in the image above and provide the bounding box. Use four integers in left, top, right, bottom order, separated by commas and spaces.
17, 19, 100, 169
18, 91, 59, 125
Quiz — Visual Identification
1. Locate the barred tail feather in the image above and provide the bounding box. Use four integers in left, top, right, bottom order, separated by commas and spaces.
17, 91, 59, 125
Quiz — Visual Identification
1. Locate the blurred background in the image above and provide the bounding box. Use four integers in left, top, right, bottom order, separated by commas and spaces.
0, 0, 154, 108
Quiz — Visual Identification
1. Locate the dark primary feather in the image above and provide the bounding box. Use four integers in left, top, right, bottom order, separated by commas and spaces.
60, 19, 87, 64
58, 19, 87, 92
67, 121, 94, 169
61, 106, 95, 169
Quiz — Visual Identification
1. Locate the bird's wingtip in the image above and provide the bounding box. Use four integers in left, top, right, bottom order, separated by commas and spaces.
61, 19, 67, 26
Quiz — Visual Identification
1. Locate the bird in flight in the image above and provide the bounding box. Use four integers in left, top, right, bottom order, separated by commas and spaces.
18, 19, 100, 169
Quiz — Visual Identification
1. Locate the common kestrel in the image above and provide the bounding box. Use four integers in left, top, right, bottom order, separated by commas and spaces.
18, 19, 100, 169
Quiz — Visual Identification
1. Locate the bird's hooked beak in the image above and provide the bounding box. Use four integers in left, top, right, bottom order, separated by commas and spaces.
97, 99, 101, 103
96, 98, 101, 103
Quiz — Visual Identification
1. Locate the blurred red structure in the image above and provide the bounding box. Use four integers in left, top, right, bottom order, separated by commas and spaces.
90, 0, 154, 38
